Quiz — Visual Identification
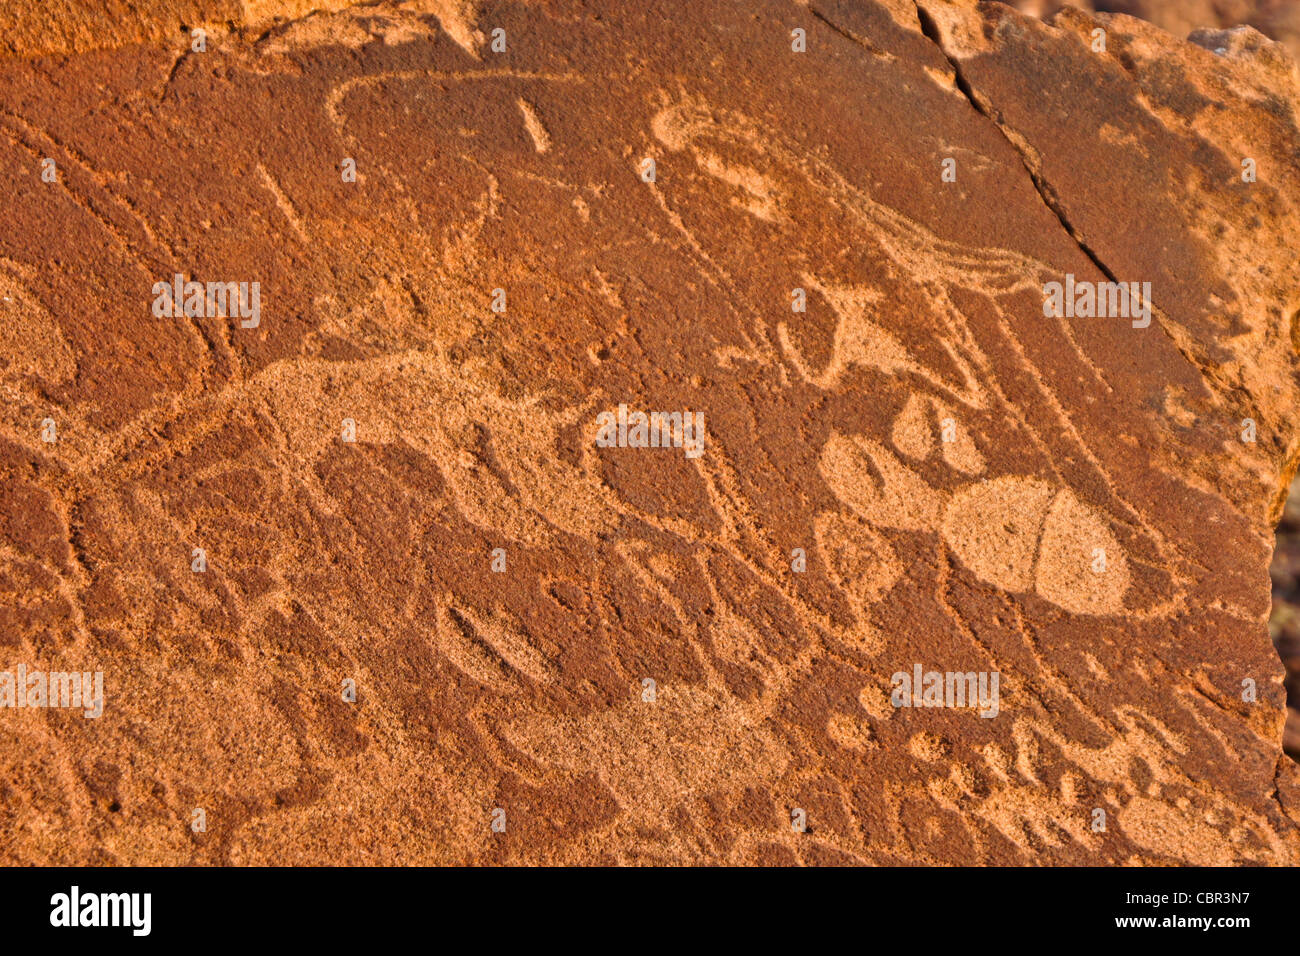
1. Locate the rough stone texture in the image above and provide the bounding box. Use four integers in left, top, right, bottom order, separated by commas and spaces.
0, 1, 468, 57
1009, 0, 1300, 778
1, 0, 1298, 865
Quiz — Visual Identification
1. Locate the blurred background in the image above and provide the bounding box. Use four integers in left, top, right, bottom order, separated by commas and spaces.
1009, 0, 1300, 56
1272, 483, 1300, 758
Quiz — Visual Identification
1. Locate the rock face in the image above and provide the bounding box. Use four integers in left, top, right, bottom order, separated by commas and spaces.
1011, 0, 1300, 775
0, 0, 344, 57
1, 0, 1298, 865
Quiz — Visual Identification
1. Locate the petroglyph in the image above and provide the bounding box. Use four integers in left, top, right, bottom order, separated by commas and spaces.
501, 685, 792, 828
0, 0, 1296, 869
516, 99, 551, 154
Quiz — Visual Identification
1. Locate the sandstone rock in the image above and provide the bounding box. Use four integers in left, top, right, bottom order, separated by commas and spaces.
0, 0, 1297, 864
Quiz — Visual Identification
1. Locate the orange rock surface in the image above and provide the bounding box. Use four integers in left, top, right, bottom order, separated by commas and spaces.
1, 0, 1298, 864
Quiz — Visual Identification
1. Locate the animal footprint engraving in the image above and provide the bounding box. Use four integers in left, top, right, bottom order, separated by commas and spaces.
820, 433, 1130, 616
891, 392, 985, 476
648, 94, 1167, 620
945, 476, 1129, 616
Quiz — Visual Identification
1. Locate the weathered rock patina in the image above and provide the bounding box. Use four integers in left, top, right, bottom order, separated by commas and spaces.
0, 0, 1297, 864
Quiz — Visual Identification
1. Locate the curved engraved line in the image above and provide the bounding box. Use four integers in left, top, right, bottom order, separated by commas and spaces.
651, 97, 1182, 597
325, 69, 585, 149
